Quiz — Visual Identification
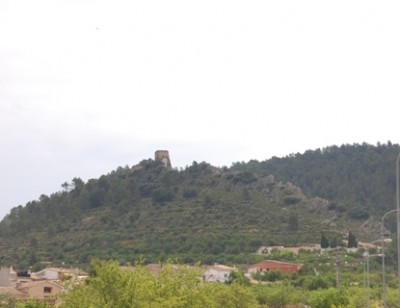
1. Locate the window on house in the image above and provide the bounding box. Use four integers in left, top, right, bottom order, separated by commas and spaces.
44, 287, 52, 293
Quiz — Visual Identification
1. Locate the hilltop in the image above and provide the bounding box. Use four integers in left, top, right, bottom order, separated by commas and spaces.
0, 142, 399, 269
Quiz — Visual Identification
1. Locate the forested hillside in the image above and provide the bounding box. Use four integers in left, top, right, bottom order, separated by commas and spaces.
232, 142, 400, 218
0, 143, 398, 269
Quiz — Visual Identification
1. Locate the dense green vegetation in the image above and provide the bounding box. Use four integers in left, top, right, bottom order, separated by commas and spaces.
46, 259, 400, 307
231, 142, 400, 217
0, 295, 52, 308
4, 251, 400, 307
61, 260, 258, 308
0, 142, 399, 269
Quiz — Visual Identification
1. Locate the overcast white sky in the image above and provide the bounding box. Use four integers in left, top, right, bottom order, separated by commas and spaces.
1, 0, 400, 219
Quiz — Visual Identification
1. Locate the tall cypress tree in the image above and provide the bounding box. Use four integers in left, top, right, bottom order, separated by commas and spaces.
320, 233, 329, 249
347, 231, 358, 248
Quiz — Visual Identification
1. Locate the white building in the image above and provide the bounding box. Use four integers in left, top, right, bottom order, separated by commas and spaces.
31, 267, 87, 281
203, 264, 237, 283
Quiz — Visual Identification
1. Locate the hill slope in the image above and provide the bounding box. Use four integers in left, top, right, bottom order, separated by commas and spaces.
1, 143, 398, 269
232, 142, 400, 217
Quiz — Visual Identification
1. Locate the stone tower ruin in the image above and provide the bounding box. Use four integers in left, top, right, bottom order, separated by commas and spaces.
155, 150, 172, 169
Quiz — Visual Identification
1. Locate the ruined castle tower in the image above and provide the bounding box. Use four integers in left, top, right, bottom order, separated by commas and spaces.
155, 150, 172, 169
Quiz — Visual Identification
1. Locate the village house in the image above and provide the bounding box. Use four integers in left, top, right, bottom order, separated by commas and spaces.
203, 264, 237, 283
16, 280, 63, 300
0, 286, 27, 300
247, 260, 302, 275
0, 266, 88, 304
30, 267, 87, 282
